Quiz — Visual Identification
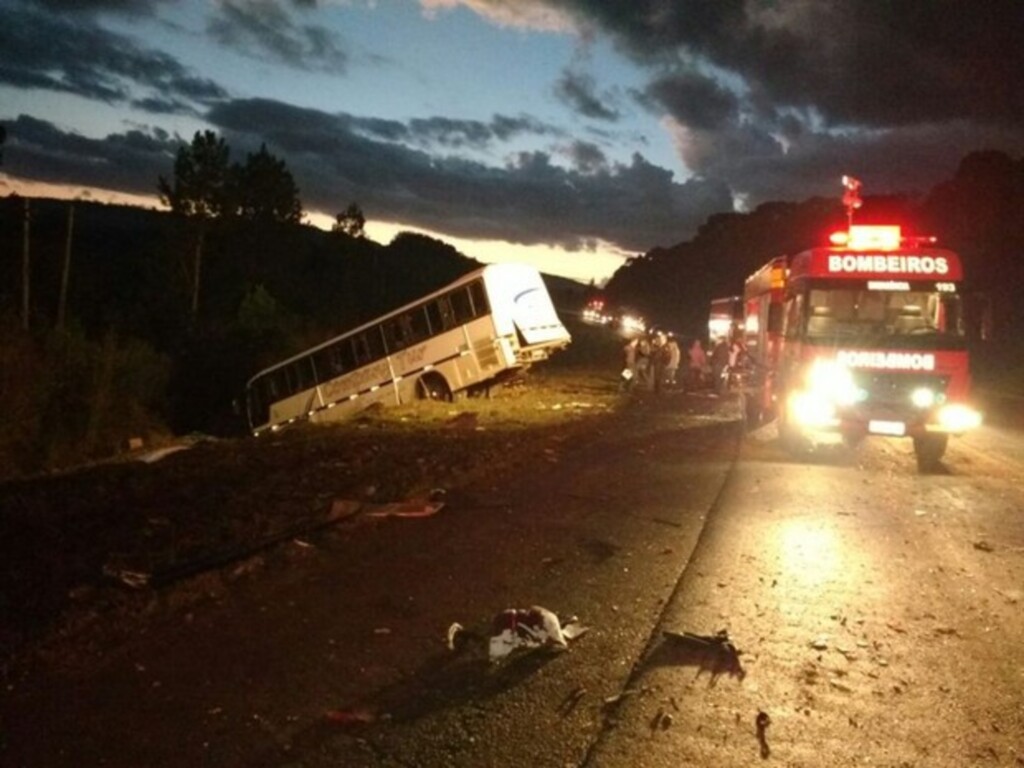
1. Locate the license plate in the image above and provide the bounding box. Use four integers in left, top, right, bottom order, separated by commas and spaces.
869, 420, 906, 436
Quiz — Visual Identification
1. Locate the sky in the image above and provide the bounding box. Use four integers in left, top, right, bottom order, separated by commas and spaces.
2, 1, 1023, 285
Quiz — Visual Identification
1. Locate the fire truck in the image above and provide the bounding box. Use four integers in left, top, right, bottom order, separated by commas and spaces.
742, 177, 982, 470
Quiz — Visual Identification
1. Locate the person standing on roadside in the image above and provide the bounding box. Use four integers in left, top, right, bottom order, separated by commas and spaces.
620, 336, 638, 392
664, 333, 681, 389
635, 333, 652, 391
687, 338, 707, 391
651, 330, 668, 394
710, 337, 729, 395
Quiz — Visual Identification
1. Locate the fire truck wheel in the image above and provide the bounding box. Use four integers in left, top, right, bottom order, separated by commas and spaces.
416, 373, 453, 402
913, 434, 948, 472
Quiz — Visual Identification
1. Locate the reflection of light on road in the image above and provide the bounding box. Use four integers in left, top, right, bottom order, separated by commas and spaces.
777, 520, 842, 587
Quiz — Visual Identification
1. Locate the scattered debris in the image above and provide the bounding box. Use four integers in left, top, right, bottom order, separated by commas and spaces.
653, 629, 746, 683
558, 686, 587, 715
102, 563, 151, 589
324, 708, 376, 726
447, 606, 588, 662
756, 710, 771, 758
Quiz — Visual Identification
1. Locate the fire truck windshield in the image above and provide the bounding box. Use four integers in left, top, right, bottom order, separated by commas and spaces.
797, 285, 966, 350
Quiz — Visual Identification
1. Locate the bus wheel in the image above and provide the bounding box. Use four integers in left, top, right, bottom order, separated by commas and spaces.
417, 373, 452, 402
913, 433, 948, 472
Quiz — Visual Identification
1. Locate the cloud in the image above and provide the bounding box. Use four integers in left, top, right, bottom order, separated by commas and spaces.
1, 114, 175, 195
554, 68, 620, 121
0, 1, 227, 110
201, 97, 731, 251
639, 70, 738, 131
419, 0, 577, 32
207, 0, 350, 73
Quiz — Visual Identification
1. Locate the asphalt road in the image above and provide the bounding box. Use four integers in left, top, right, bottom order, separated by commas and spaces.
589, 415, 1024, 767
3, 393, 1023, 767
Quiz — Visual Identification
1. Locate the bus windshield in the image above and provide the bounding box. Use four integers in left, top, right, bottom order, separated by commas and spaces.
799, 285, 966, 349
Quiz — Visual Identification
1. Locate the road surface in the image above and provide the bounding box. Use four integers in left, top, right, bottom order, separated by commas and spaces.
2, 392, 1022, 767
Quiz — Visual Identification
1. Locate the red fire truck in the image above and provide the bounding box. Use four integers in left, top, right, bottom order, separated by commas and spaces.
742, 179, 982, 470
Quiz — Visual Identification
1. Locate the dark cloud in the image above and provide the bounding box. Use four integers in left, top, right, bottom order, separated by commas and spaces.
552, 0, 1024, 203
565, 140, 608, 174
554, 68, 620, 121
1, 114, 175, 195
0, 2, 227, 110
203, 98, 729, 251
640, 70, 738, 131
22, 0, 162, 15
207, 0, 349, 73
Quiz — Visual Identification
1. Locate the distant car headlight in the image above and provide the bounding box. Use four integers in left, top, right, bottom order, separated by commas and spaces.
936, 403, 982, 432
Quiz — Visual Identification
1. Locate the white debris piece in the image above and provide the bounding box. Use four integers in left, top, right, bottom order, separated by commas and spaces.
488, 606, 585, 661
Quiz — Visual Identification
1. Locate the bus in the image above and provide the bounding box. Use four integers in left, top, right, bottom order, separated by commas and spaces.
244, 263, 572, 435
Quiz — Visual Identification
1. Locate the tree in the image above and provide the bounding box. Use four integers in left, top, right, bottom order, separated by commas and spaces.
158, 131, 233, 318
233, 144, 302, 225
333, 202, 366, 238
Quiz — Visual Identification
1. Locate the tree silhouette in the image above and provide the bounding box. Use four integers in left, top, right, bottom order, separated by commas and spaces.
233, 144, 303, 225
158, 131, 233, 318
333, 202, 366, 238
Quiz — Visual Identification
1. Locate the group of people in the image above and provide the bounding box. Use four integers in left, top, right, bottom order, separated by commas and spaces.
620, 329, 681, 394
621, 331, 747, 395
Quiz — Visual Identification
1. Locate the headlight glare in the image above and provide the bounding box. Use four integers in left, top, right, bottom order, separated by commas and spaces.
936, 403, 982, 432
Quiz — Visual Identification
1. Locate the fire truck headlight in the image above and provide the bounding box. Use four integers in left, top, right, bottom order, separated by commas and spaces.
936, 403, 982, 433
910, 387, 936, 408
807, 360, 859, 406
789, 390, 838, 428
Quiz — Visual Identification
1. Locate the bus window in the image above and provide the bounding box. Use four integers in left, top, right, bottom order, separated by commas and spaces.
383, 316, 410, 352
450, 287, 475, 324
407, 306, 431, 344
313, 341, 349, 382
425, 300, 443, 334
288, 358, 315, 393
435, 296, 457, 330
353, 328, 386, 365
468, 280, 489, 317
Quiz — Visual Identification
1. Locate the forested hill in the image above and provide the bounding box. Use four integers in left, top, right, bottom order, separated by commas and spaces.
602, 150, 1024, 340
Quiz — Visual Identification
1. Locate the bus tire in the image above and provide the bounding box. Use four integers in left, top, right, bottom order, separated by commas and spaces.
416, 373, 452, 402
913, 433, 948, 472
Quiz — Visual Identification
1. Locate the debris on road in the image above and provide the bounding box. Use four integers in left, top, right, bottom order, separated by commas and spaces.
447, 606, 588, 662
324, 708, 376, 726
756, 710, 771, 758
651, 629, 746, 683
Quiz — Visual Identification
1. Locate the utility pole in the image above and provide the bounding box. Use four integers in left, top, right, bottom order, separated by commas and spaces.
21, 198, 30, 331
57, 203, 74, 330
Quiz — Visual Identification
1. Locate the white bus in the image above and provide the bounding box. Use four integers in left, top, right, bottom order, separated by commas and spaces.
245, 263, 572, 434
